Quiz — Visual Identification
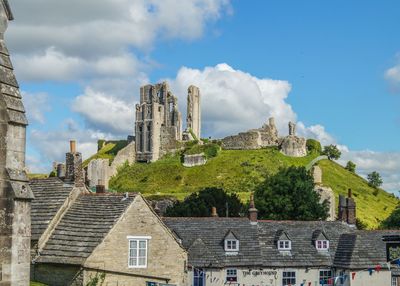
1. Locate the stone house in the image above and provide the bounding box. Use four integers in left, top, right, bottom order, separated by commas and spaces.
30, 143, 187, 286
164, 196, 400, 286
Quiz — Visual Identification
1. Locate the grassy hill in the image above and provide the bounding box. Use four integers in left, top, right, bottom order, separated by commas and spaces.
107, 147, 398, 229
83, 140, 128, 168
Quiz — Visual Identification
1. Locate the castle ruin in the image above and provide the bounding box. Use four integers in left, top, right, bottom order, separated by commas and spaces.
135, 82, 201, 162
0, 1, 34, 284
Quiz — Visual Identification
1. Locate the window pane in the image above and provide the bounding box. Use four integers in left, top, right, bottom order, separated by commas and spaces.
130, 240, 137, 248
139, 240, 147, 248
139, 249, 146, 257
139, 257, 146, 266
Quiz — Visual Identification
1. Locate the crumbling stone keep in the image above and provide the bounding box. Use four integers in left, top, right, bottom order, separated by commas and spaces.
186, 85, 201, 140
135, 82, 182, 162
280, 121, 307, 157
0, 1, 34, 284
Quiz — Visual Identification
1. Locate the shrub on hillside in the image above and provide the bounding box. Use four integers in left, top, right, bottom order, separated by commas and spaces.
254, 166, 329, 220
306, 139, 322, 154
367, 171, 383, 188
322, 144, 341, 160
345, 161, 356, 173
165, 187, 245, 217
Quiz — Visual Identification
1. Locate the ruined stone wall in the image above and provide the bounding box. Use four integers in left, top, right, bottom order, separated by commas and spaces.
221, 118, 279, 150
183, 153, 207, 167
187, 85, 201, 139
135, 82, 182, 162
0, 2, 34, 285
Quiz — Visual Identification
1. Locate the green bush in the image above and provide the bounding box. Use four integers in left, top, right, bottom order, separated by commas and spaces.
306, 139, 322, 154
184, 143, 220, 159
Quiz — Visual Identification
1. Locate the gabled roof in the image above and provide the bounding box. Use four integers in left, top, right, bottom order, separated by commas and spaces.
29, 178, 75, 241
224, 230, 238, 241
334, 231, 400, 269
274, 229, 291, 242
312, 230, 329, 242
36, 193, 137, 265
163, 217, 263, 268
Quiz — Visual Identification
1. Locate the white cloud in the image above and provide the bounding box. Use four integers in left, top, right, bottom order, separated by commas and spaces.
169, 63, 295, 137
385, 64, 400, 92
22, 91, 50, 124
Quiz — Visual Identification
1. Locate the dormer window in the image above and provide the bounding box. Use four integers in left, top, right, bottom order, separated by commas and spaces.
316, 240, 329, 250
278, 240, 292, 250
312, 230, 330, 251
275, 230, 291, 251
225, 239, 239, 252
224, 230, 239, 253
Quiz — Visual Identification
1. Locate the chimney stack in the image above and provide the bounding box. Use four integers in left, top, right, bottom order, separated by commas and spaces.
96, 180, 105, 194
338, 189, 356, 225
211, 207, 218, 217
65, 140, 85, 188
56, 163, 66, 178
248, 193, 258, 225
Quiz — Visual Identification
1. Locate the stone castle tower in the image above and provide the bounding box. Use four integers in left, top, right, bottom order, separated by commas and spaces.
135, 82, 182, 162
0, 1, 34, 284
186, 85, 201, 140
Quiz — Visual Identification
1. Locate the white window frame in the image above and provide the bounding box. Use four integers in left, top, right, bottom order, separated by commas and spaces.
316, 240, 330, 251
226, 268, 238, 282
278, 240, 292, 250
319, 269, 333, 285
127, 236, 151, 268
224, 239, 239, 252
282, 270, 296, 286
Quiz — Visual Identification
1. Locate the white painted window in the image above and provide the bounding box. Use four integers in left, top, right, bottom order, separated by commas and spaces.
225, 239, 239, 252
127, 236, 151, 268
316, 240, 329, 250
392, 277, 398, 286
282, 271, 296, 286
278, 240, 291, 250
226, 269, 238, 282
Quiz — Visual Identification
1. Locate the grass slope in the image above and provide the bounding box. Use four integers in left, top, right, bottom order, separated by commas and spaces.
83, 140, 128, 168
109, 148, 398, 229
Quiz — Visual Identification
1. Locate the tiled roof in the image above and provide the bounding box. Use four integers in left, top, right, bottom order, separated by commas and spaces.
334, 231, 400, 269
257, 221, 354, 267
36, 193, 136, 265
163, 217, 263, 267
164, 218, 355, 268
29, 178, 74, 241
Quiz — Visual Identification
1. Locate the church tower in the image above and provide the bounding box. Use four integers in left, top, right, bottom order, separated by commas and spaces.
0, 1, 34, 284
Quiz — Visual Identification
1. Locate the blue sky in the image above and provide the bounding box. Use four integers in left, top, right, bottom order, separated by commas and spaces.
7, 0, 400, 191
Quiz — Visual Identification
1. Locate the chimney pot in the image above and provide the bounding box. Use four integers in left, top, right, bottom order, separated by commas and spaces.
70, 140, 76, 153
211, 206, 218, 217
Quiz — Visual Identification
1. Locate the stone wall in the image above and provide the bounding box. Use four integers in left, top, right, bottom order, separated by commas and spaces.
222, 117, 279, 150
0, 2, 34, 285
31, 264, 82, 286
186, 85, 201, 139
84, 195, 187, 286
280, 135, 307, 157
183, 153, 207, 167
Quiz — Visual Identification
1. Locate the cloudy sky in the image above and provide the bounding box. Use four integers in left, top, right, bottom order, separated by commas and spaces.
6, 0, 400, 192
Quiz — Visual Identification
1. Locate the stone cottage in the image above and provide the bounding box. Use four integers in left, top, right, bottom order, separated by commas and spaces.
30, 143, 187, 286
164, 195, 400, 286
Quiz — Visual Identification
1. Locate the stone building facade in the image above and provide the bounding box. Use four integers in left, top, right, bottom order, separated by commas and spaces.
135, 82, 182, 162
0, 1, 34, 285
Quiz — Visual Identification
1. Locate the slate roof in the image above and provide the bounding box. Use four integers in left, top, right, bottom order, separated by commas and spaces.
163, 217, 263, 267
334, 231, 400, 269
257, 221, 354, 267
29, 178, 75, 241
164, 218, 354, 268
36, 193, 136, 265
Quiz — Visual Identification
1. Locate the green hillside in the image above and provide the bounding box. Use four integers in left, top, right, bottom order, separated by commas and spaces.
83, 140, 128, 168
108, 147, 398, 229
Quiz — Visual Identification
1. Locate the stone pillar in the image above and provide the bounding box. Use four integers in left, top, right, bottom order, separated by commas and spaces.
187, 85, 201, 140
313, 166, 322, 185
288, 121, 296, 136
0, 1, 34, 285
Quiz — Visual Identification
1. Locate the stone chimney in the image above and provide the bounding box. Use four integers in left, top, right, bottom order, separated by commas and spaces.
211, 206, 218, 217
95, 180, 105, 194
56, 163, 66, 178
248, 193, 258, 225
65, 140, 85, 187
338, 189, 356, 225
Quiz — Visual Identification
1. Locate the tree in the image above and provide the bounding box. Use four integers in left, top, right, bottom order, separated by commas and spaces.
165, 187, 245, 217
381, 207, 400, 229
345, 161, 356, 173
367, 171, 383, 188
254, 166, 329, 220
306, 139, 322, 154
322, 144, 341, 160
